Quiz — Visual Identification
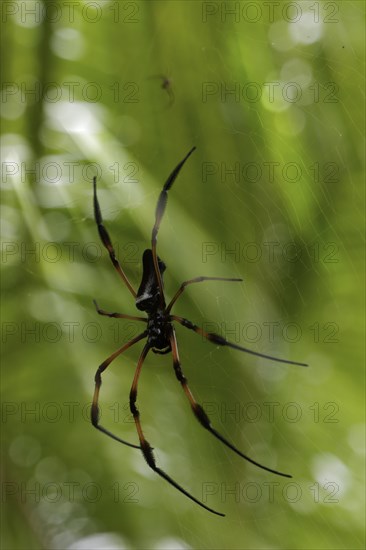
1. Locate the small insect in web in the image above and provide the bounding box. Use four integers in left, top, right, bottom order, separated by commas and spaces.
148, 74, 174, 108
91, 147, 308, 517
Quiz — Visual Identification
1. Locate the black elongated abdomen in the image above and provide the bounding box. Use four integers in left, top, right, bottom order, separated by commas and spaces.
135, 249, 166, 312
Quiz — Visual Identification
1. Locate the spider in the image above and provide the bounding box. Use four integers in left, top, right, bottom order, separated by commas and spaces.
91, 147, 308, 517
148, 74, 174, 108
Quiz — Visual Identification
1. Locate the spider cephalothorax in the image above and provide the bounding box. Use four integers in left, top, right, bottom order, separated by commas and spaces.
91, 147, 308, 516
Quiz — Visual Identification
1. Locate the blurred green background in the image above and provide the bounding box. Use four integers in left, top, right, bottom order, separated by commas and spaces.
1, 1, 365, 549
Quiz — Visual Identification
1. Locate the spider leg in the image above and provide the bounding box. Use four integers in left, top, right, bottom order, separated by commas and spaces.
93, 300, 147, 322
169, 329, 291, 478
93, 177, 136, 298
166, 276, 243, 313
151, 147, 196, 306
171, 315, 308, 367
165, 85, 174, 108
130, 342, 225, 517
91, 330, 148, 449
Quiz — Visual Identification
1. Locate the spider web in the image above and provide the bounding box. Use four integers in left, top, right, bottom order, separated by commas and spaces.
2, 1, 364, 549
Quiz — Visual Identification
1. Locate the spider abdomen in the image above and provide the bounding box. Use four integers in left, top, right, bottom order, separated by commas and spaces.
136, 249, 166, 312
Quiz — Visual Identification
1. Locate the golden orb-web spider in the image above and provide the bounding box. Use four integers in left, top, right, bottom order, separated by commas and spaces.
91, 147, 308, 516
